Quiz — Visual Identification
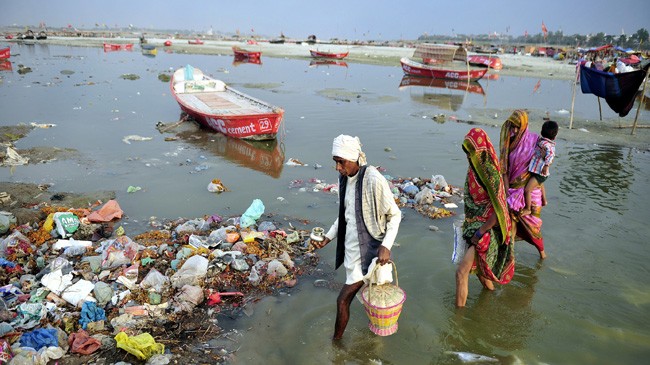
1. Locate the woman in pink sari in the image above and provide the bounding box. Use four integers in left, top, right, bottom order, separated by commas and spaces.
499, 110, 546, 259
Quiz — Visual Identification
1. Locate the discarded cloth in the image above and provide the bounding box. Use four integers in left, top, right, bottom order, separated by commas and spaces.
79, 301, 106, 330
19, 328, 58, 350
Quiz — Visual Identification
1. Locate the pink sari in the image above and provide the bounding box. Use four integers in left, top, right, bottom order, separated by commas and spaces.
500, 111, 544, 253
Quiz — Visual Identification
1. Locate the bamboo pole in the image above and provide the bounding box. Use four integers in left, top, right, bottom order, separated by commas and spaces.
631, 66, 650, 135
597, 97, 603, 121
569, 64, 580, 129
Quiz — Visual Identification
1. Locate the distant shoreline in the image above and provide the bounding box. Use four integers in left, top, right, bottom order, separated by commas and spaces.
3, 35, 648, 149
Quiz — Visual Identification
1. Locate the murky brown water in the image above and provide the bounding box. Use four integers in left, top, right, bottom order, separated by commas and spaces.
1, 42, 649, 364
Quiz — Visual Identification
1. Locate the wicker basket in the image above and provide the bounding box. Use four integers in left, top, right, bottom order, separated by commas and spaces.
360, 262, 406, 336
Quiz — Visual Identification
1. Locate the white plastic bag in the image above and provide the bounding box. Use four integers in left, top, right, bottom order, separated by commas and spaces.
451, 220, 467, 265
170, 255, 208, 288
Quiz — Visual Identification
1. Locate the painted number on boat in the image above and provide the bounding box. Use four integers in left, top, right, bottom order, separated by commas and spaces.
445, 72, 460, 79
258, 118, 272, 132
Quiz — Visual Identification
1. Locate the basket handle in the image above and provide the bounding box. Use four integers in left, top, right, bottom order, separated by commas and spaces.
368, 260, 398, 296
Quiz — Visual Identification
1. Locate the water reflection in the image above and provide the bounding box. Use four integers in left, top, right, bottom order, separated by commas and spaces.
438, 265, 540, 362
0, 61, 11, 72
559, 145, 634, 213
399, 75, 485, 111
175, 129, 285, 178
232, 57, 262, 66
309, 59, 349, 68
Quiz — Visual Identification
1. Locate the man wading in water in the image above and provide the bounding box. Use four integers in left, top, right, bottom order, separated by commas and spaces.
312, 135, 401, 339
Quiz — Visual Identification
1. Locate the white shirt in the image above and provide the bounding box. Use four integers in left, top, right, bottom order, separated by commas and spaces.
325, 171, 401, 284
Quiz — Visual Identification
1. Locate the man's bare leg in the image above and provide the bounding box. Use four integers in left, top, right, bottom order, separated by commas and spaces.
333, 281, 364, 340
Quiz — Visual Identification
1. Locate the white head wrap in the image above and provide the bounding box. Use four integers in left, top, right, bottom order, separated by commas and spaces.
332, 134, 367, 166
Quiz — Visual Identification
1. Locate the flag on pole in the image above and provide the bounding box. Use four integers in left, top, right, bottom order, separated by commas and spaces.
542, 21, 548, 38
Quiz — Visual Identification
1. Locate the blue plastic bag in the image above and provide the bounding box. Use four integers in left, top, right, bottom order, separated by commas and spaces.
19, 328, 58, 350
240, 199, 265, 228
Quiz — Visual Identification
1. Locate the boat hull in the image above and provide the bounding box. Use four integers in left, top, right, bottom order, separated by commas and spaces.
310, 50, 349, 59
0, 47, 9, 59
103, 43, 133, 51
400, 57, 487, 81
170, 67, 284, 140
233, 46, 261, 59
467, 55, 502, 70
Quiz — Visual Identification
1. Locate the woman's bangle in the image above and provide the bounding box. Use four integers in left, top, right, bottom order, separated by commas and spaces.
474, 230, 483, 238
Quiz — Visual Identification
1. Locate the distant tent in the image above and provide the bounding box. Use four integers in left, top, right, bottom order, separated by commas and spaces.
580, 61, 650, 117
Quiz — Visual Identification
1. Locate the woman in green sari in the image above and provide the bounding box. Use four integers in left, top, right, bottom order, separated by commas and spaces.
456, 128, 515, 308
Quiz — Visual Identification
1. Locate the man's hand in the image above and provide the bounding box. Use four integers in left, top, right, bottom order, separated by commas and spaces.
312, 237, 331, 249
377, 246, 391, 265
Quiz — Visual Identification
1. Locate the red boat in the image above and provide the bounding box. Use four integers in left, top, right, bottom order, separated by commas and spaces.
309, 49, 349, 59
0, 47, 10, 59
103, 43, 133, 51
188, 39, 204, 45
0, 61, 12, 72
164, 40, 172, 47
170, 65, 284, 140
467, 55, 503, 70
309, 59, 348, 68
400, 57, 487, 81
232, 46, 261, 59
3, 35, 12, 40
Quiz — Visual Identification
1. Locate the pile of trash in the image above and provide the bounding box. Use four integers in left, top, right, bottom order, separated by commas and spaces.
0, 198, 320, 364
287, 172, 462, 220
387, 174, 463, 219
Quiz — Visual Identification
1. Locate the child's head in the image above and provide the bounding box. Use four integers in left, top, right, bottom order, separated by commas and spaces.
541, 120, 559, 140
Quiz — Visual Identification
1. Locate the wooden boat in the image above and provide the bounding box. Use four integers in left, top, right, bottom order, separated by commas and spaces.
4, 34, 13, 40
0, 61, 12, 72
309, 59, 348, 68
399, 75, 485, 95
0, 47, 10, 59
188, 39, 204, 45
141, 46, 158, 57
232, 46, 261, 59
402, 43, 488, 81
36, 31, 47, 40
170, 65, 284, 140
164, 40, 172, 46
400, 57, 487, 81
269, 38, 285, 44
467, 55, 502, 70
309, 49, 349, 59
23, 30, 35, 40
103, 43, 134, 51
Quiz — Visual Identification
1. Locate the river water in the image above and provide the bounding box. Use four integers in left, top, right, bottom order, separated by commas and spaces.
1, 42, 649, 364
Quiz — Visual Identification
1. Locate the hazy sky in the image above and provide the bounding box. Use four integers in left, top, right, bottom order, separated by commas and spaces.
2, 0, 648, 40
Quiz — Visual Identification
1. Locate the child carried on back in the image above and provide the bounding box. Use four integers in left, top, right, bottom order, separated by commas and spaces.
521, 120, 558, 216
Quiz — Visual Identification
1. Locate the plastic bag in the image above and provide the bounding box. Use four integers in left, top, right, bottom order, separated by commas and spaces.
115, 331, 164, 360
100, 236, 138, 269
53, 212, 80, 238
87, 199, 123, 223
170, 255, 208, 288
451, 220, 466, 265
140, 269, 169, 292
432, 174, 448, 191
240, 199, 264, 228
68, 329, 101, 355
0, 211, 16, 235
